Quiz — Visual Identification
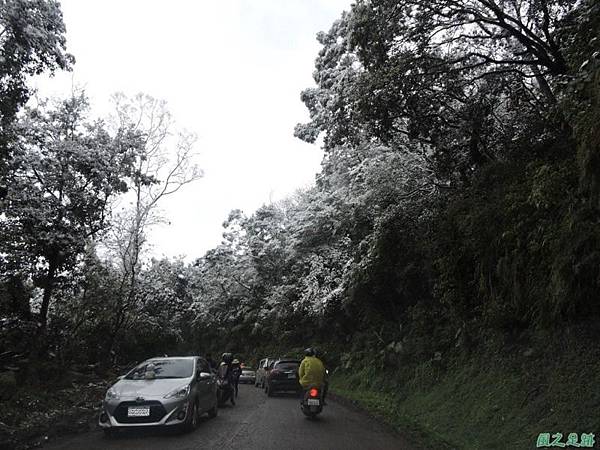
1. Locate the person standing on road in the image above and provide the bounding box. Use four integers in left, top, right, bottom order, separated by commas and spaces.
299, 347, 326, 396
218, 352, 236, 405
231, 358, 242, 398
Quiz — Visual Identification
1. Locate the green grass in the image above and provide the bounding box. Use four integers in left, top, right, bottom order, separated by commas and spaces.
331, 380, 454, 450
330, 336, 600, 450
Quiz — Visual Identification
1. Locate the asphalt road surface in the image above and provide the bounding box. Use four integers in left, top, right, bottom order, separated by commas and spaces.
43, 384, 416, 450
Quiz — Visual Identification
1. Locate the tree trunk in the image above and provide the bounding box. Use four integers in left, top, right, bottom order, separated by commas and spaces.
29, 255, 60, 377
39, 256, 59, 332
532, 66, 557, 105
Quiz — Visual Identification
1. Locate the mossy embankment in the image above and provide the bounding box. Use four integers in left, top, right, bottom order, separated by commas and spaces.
328, 327, 600, 450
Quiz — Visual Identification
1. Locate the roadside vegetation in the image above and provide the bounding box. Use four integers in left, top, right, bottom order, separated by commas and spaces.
330, 324, 600, 449
1, 1, 600, 449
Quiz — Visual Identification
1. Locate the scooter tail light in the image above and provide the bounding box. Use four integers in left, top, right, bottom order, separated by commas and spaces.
309, 388, 319, 398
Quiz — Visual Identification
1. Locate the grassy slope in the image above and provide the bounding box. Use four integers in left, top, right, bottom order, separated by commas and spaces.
330, 329, 600, 450
0, 371, 111, 450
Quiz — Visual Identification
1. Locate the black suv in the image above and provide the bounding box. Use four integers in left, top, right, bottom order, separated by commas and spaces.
264, 359, 301, 396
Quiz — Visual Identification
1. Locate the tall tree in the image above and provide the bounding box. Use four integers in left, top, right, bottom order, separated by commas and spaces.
102, 93, 202, 361
0, 93, 136, 331
350, 0, 574, 101
297, 0, 578, 181
0, 0, 73, 191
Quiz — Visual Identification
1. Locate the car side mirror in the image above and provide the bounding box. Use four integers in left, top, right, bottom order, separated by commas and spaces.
198, 372, 212, 381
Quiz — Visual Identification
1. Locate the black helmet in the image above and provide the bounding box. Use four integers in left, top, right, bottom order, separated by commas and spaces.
304, 348, 315, 357
222, 352, 233, 363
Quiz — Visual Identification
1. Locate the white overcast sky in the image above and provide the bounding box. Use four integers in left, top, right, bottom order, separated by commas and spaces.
34, 0, 351, 261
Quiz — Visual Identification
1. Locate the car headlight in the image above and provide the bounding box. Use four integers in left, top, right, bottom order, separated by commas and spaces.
105, 388, 120, 400
164, 385, 191, 399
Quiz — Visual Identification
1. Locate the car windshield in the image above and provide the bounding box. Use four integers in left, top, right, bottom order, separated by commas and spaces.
275, 361, 299, 371
125, 359, 194, 380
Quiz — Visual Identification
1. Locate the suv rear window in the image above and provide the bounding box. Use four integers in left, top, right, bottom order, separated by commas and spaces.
275, 361, 299, 371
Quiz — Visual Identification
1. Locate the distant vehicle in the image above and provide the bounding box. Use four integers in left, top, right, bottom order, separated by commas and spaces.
99, 356, 218, 435
239, 368, 256, 384
264, 359, 301, 397
255, 357, 275, 388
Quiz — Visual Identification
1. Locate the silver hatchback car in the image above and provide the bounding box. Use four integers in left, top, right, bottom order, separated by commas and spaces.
99, 356, 217, 435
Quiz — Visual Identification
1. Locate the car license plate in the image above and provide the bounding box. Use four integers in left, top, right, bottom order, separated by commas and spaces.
128, 407, 150, 417
287, 373, 295, 379
307, 399, 320, 406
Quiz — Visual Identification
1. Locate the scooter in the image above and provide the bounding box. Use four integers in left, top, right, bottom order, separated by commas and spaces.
217, 378, 235, 406
300, 386, 324, 418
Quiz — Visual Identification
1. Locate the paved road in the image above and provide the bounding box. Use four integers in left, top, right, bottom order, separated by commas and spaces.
43, 384, 416, 450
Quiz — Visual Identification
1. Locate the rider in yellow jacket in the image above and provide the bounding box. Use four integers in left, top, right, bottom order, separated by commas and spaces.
299, 348, 325, 389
